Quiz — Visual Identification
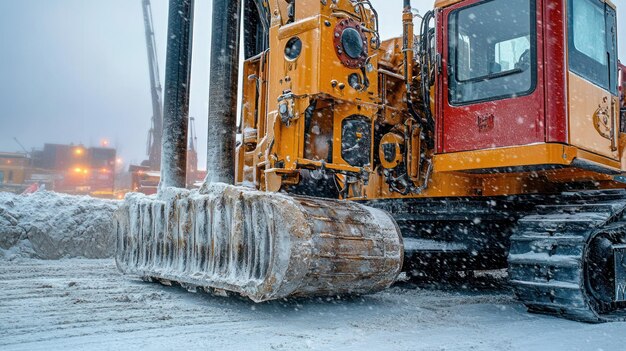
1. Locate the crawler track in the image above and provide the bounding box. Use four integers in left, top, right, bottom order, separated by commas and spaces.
508, 190, 626, 322
366, 196, 522, 274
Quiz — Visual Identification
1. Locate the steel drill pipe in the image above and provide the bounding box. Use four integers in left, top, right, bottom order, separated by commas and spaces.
205, 0, 242, 184
160, 0, 195, 190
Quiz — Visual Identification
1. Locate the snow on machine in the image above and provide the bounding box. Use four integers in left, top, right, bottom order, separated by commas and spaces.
117, 0, 626, 322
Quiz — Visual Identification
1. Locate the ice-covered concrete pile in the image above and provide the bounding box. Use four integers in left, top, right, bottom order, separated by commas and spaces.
0, 191, 120, 260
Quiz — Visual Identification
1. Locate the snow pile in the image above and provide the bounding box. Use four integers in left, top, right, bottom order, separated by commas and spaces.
0, 191, 119, 260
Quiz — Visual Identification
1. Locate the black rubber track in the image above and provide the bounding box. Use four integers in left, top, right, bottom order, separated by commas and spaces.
508, 189, 626, 322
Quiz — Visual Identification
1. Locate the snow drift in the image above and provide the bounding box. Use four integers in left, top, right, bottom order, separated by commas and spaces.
0, 191, 119, 260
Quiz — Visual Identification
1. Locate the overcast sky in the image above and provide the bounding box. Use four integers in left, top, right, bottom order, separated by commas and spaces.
0, 1, 624, 170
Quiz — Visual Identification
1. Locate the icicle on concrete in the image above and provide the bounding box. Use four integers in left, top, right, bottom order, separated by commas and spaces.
114, 183, 403, 302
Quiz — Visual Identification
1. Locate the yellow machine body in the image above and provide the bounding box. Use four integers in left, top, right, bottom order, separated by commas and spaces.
236, 0, 626, 201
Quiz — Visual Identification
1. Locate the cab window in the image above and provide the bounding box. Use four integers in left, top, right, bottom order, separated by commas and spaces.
568, 0, 618, 94
448, 0, 536, 104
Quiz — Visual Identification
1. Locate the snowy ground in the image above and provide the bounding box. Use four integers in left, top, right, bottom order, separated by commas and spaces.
1, 259, 625, 351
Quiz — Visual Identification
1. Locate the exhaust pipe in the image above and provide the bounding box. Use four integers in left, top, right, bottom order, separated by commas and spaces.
160, 0, 195, 190
205, 0, 242, 184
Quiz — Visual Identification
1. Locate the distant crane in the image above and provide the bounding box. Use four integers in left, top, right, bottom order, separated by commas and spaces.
128, 0, 165, 194
13, 137, 29, 156
130, 0, 200, 194
187, 117, 199, 185
141, 0, 163, 171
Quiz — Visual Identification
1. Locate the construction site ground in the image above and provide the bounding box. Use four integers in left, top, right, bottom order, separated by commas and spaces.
2, 258, 625, 351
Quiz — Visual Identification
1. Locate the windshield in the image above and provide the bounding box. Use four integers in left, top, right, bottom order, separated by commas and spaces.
448, 0, 536, 104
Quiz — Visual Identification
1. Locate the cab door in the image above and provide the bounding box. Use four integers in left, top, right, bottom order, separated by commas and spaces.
567, 0, 620, 160
439, 0, 545, 153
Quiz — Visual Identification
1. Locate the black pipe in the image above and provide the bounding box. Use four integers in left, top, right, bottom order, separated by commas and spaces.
243, 0, 260, 59
404, 0, 411, 9
206, 0, 242, 184
160, 0, 195, 189
419, 10, 436, 148
243, 0, 268, 59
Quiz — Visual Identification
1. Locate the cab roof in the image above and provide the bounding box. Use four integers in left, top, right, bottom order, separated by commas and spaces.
434, 0, 616, 10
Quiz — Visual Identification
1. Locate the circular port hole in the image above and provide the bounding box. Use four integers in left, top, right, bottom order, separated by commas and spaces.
341, 28, 364, 59
284, 37, 302, 61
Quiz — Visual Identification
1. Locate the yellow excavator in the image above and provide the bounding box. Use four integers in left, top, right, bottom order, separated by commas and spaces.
116, 0, 626, 322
